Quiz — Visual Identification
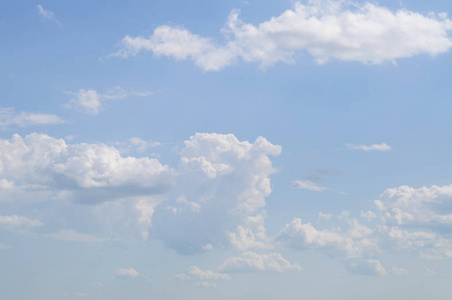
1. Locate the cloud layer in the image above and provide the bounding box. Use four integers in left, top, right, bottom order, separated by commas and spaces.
113, 1, 452, 70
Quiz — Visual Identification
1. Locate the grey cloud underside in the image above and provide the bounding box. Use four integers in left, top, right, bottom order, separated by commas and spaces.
113, 1, 452, 70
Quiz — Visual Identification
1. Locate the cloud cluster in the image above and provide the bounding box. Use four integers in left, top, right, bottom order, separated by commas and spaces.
218, 251, 302, 273
152, 133, 281, 254
64, 87, 152, 115
175, 266, 230, 281
0, 107, 64, 129
113, 1, 452, 70
0, 132, 282, 252
0, 133, 171, 199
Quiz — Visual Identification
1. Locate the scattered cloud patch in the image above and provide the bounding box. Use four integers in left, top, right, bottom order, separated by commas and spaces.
128, 137, 161, 152
346, 143, 392, 152
0, 107, 64, 128
218, 251, 301, 273
175, 266, 230, 281
64, 87, 152, 115
318, 212, 332, 221
112, 1, 452, 71
115, 268, 140, 279
37, 5, 61, 26
152, 133, 281, 254
344, 258, 386, 276
291, 180, 329, 192
0, 215, 44, 230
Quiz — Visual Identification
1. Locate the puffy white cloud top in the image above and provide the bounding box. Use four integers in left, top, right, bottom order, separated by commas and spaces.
113, 1, 452, 70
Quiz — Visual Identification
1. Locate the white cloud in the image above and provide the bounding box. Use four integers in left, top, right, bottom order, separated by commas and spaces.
64, 87, 152, 115
346, 143, 392, 152
277, 217, 379, 259
37, 5, 61, 26
318, 212, 332, 221
0, 215, 43, 230
344, 258, 386, 276
152, 133, 281, 254
218, 251, 302, 273
112, 1, 452, 71
115, 268, 140, 279
0, 107, 64, 128
128, 137, 161, 152
277, 218, 354, 255
0, 132, 282, 252
0, 133, 171, 196
175, 266, 230, 281
292, 180, 329, 192
375, 184, 452, 227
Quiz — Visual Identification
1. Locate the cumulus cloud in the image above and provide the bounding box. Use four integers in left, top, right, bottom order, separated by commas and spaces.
37, 5, 61, 26
218, 251, 302, 273
152, 133, 281, 254
0, 107, 64, 128
291, 180, 329, 192
344, 258, 386, 276
64, 87, 152, 115
0, 133, 171, 197
112, 1, 452, 71
375, 184, 452, 228
175, 266, 230, 281
346, 143, 392, 152
277, 217, 377, 257
0, 132, 282, 251
115, 268, 140, 279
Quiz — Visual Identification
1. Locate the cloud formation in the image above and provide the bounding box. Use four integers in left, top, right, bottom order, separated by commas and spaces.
175, 266, 230, 281
152, 133, 281, 254
112, 1, 452, 71
115, 268, 140, 279
0, 107, 64, 128
64, 87, 152, 115
291, 180, 329, 192
218, 251, 302, 273
37, 5, 62, 26
346, 143, 392, 152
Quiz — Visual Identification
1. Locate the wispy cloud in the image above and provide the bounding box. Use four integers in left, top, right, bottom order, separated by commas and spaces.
291, 180, 329, 192
346, 143, 392, 152
115, 268, 140, 279
0, 107, 64, 128
64, 87, 153, 115
37, 5, 62, 26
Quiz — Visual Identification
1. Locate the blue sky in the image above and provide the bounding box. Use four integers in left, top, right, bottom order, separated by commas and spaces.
1, 0, 452, 299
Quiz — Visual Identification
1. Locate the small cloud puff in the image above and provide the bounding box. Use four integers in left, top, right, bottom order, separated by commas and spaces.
115, 268, 140, 279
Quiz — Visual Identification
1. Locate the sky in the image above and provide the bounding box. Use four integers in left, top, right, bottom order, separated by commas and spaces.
1, 0, 452, 299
